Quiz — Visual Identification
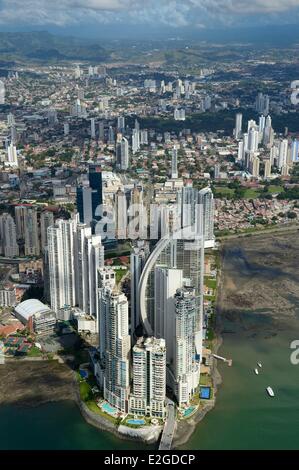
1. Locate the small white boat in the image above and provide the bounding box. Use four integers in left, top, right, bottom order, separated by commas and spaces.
254, 368, 259, 375
257, 362, 262, 368
266, 386, 275, 397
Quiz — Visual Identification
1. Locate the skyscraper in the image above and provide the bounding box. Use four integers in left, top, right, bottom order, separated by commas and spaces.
198, 187, 214, 244
173, 287, 199, 406
263, 115, 274, 146
128, 186, 147, 240
138, 232, 205, 363
14, 205, 27, 240
24, 208, 40, 256
89, 164, 103, 224
115, 188, 127, 239
77, 165, 103, 232
108, 126, 115, 144
181, 184, 197, 230
140, 129, 148, 145
76, 185, 93, 225
47, 219, 76, 312
132, 128, 140, 154
237, 140, 244, 162
171, 146, 178, 179
40, 211, 54, 252
251, 156, 260, 178
174, 108, 186, 121
291, 140, 299, 163
116, 137, 129, 170
98, 289, 131, 412
0, 80, 5, 105
130, 242, 150, 338
99, 121, 105, 141
90, 118, 96, 139
0, 213, 19, 257
129, 337, 166, 418
234, 113, 242, 139
264, 159, 272, 178
6, 142, 18, 167
259, 115, 266, 136
75, 224, 104, 321
278, 139, 289, 169
117, 116, 125, 133
154, 267, 183, 351
248, 126, 259, 152
142, 261, 202, 405
255, 93, 270, 115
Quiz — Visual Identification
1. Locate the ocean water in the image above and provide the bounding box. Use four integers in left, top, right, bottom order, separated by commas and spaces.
183, 241, 299, 450
0, 401, 145, 450
184, 318, 299, 450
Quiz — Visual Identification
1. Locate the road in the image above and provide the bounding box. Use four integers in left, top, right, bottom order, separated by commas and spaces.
159, 400, 176, 450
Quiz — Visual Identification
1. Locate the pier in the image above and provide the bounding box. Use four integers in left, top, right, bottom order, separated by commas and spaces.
159, 400, 176, 450
212, 354, 233, 366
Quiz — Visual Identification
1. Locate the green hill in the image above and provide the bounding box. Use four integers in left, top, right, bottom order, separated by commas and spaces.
0, 31, 108, 62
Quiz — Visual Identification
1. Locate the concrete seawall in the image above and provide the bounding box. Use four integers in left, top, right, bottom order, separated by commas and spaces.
75, 387, 162, 445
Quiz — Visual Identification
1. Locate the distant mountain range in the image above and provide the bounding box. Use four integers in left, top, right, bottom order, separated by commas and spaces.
0, 31, 108, 63
1, 25, 299, 68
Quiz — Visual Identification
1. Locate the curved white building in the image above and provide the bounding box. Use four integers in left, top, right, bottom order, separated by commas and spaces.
138, 229, 205, 361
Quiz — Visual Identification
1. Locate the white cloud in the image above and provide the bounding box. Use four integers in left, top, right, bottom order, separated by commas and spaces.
1, 0, 299, 27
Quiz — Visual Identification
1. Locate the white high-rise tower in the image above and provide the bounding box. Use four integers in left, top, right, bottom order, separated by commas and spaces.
47, 219, 76, 312
116, 137, 129, 170
198, 187, 214, 244
6, 142, 18, 167
234, 113, 242, 139
75, 223, 104, 320
171, 146, 178, 179
98, 289, 131, 412
129, 336, 166, 418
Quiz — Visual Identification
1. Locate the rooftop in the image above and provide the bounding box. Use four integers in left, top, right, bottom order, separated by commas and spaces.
15, 299, 51, 321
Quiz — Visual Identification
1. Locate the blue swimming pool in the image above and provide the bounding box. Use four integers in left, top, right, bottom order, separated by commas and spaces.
183, 406, 196, 417
79, 369, 88, 379
101, 402, 118, 416
200, 386, 211, 399
127, 419, 145, 426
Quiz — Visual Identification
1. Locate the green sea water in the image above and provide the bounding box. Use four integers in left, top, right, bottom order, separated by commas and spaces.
1, 243, 299, 450
184, 317, 299, 450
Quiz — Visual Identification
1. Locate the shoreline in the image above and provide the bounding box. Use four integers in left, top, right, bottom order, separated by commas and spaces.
172, 336, 223, 449
173, 251, 225, 448
0, 250, 227, 449
74, 380, 162, 445
1, 231, 298, 450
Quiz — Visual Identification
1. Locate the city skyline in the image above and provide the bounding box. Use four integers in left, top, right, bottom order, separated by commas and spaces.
0, 18, 299, 453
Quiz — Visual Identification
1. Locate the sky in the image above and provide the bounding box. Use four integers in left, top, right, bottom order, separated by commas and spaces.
1, 0, 299, 37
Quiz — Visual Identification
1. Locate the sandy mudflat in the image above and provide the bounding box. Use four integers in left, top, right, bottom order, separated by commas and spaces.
219, 230, 299, 324
0, 361, 77, 407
